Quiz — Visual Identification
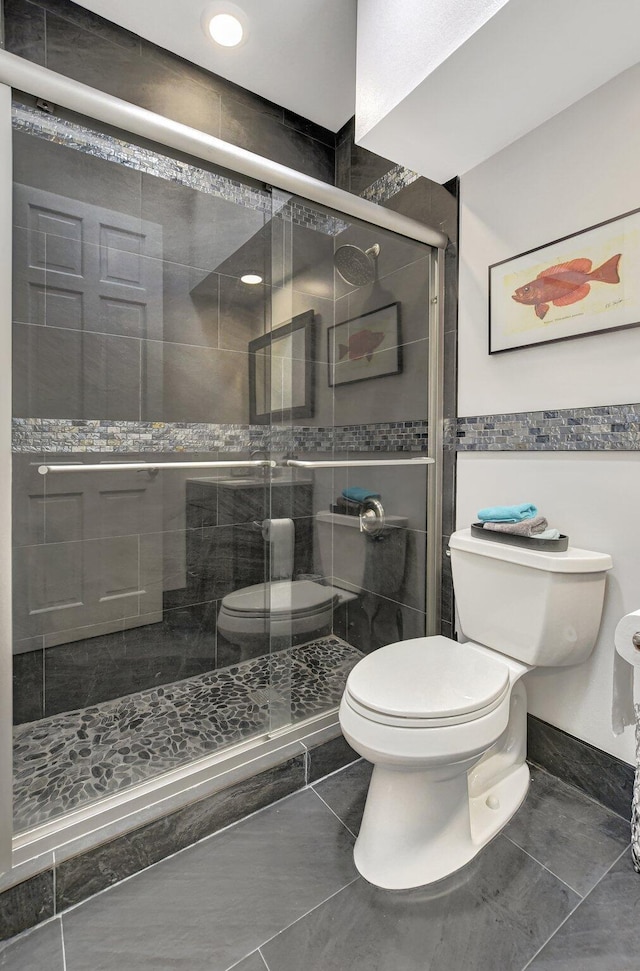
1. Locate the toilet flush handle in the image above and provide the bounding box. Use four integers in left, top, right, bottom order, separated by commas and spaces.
359, 498, 386, 538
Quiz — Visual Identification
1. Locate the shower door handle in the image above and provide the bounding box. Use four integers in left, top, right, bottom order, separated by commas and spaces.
284, 458, 433, 469
37, 459, 277, 475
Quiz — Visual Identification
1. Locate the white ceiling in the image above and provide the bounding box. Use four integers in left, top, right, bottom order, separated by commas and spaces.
72, 0, 357, 132
72, 0, 640, 182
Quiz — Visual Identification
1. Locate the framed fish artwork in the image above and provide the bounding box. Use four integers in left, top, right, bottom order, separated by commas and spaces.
489, 207, 640, 353
328, 302, 402, 387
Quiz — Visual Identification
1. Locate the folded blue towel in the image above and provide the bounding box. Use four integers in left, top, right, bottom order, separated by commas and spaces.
342, 487, 381, 504
477, 503, 538, 523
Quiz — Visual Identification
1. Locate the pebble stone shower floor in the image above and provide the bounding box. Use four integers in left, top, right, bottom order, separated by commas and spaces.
13, 636, 363, 832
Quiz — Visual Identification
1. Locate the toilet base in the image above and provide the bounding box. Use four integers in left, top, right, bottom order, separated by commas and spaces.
353, 761, 530, 891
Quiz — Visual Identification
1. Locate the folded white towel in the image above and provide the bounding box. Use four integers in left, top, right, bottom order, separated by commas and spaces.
483, 516, 548, 537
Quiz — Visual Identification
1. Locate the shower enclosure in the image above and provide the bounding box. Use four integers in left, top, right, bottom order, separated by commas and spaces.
0, 52, 446, 875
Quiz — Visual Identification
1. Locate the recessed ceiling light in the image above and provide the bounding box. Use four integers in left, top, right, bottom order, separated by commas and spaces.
241, 273, 263, 285
202, 4, 249, 49
208, 13, 243, 47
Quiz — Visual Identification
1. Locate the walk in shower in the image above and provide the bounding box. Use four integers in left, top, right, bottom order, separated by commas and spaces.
0, 54, 445, 867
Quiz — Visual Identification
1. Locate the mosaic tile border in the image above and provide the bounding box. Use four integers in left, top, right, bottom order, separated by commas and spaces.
11, 418, 429, 454
16, 404, 639, 454
454, 403, 640, 451
12, 104, 348, 237
360, 164, 421, 205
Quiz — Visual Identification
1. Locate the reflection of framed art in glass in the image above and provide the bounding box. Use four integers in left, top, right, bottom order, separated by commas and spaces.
328, 302, 402, 387
489, 208, 640, 354
248, 310, 315, 424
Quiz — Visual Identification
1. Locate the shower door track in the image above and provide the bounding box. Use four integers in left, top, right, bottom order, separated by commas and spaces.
0, 49, 447, 877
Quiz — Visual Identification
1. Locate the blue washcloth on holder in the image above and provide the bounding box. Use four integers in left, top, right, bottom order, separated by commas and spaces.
342, 487, 381, 504
477, 502, 538, 523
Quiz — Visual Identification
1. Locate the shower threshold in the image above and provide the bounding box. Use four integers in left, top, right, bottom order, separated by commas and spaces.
13, 635, 363, 834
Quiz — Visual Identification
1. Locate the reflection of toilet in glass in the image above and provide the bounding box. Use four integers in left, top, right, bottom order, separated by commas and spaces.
216, 511, 408, 650
340, 528, 612, 890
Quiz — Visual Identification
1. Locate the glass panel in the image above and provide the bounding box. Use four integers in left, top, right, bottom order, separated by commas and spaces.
10, 105, 280, 832
265, 194, 432, 726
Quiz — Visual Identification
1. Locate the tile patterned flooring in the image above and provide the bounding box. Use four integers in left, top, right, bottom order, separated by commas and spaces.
2, 759, 638, 971
13, 636, 363, 832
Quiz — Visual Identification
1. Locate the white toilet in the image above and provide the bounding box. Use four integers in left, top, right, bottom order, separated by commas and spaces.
339, 527, 612, 890
217, 510, 408, 648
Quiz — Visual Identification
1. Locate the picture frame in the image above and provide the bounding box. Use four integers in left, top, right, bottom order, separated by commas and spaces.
248, 310, 315, 424
488, 207, 640, 354
328, 302, 402, 387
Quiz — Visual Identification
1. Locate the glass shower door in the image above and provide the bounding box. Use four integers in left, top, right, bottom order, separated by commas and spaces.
262, 191, 432, 730
10, 104, 286, 832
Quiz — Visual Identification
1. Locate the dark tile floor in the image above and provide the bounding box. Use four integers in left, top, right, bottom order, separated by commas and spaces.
1, 761, 637, 971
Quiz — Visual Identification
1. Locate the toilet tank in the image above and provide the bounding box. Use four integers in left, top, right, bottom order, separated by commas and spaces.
449, 528, 612, 667
315, 511, 408, 596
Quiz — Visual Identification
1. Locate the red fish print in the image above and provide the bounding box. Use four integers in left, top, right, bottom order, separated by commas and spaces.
512, 253, 621, 320
338, 328, 385, 362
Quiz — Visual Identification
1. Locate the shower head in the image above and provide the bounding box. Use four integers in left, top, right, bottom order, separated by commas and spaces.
333, 243, 380, 286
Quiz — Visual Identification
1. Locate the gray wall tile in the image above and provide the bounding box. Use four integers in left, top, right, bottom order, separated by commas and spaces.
142, 341, 248, 424
13, 648, 44, 724
13, 131, 142, 221
44, 11, 221, 138
528, 714, 634, 820
220, 98, 334, 184
306, 734, 359, 784
13, 324, 142, 420
0, 871, 54, 943
3, 0, 45, 65
36, 0, 140, 50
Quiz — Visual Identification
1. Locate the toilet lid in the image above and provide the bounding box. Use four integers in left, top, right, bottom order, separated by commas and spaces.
346, 636, 510, 720
221, 580, 337, 617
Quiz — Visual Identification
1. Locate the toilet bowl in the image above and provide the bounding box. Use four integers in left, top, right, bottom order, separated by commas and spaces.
339, 527, 613, 890
217, 579, 338, 646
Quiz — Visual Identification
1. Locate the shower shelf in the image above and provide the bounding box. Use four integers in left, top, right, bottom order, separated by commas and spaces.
37, 459, 277, 475
285, 458, 434, 469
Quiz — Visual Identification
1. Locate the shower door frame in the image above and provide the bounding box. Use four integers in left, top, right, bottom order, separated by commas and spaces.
0, 49, 448, 877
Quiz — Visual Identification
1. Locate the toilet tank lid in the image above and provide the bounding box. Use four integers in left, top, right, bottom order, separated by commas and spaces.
449, 528, 612, 573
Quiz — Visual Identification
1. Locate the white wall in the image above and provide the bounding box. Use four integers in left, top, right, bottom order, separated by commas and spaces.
459, 63, 640, 417
458, 65, 640, 764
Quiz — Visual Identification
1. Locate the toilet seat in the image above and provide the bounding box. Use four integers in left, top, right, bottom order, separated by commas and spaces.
221, 580, 338, 618
344, 636, 511, 728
